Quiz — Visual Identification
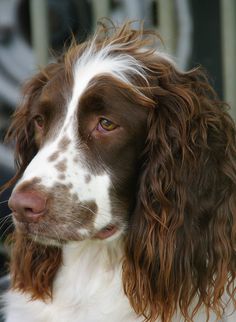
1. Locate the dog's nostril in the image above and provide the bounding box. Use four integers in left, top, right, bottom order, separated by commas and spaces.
9, 190, 47, 223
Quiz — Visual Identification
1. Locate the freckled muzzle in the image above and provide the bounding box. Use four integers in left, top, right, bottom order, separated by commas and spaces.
8, 178, 99, 242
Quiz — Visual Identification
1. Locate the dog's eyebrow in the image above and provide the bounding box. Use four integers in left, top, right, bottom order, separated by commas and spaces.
36, 98, 53, 109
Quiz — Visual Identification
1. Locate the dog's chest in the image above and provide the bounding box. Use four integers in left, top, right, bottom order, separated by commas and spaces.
48, 244, 136, 322
4, 279, 137, 322
4, 241, 140, 322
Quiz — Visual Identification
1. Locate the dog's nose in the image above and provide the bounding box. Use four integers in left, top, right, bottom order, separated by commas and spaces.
9, 190, 47, 223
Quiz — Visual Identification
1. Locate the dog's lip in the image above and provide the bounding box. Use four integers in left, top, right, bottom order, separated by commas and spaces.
94, 224, 118, 240
14, 217, 119, 241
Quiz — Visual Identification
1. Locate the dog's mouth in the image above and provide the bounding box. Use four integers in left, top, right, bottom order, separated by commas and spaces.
14, 217, 119, 243
94, 224, 118, 240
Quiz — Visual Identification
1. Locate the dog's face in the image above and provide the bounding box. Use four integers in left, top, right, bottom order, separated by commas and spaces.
8, 46, 149, 244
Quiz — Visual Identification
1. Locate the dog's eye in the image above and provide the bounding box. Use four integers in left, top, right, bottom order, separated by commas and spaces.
98, 118, 117, 132
34, 115, 44, 129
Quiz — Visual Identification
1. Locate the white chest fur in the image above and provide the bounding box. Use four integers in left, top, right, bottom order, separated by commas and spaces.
3, 239, 140, 322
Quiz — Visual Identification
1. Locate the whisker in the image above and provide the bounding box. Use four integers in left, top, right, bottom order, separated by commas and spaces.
53, 227, 63, 245
44, 222, 62, 245
0, 213, 12, 223
0, 214, 12, 230
0, 222, 14, 240
69, 217, 83, 225
78, 204, 97, 216
0, 199, 9, 205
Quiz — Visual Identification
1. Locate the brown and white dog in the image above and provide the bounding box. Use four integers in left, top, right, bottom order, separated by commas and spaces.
2, 22, 236, 322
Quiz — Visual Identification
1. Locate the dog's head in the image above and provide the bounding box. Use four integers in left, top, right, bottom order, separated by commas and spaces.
4, 22, 236, 321
8, 40, 150, 243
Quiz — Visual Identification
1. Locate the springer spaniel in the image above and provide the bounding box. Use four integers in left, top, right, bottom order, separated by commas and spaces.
1, 22, 236, 322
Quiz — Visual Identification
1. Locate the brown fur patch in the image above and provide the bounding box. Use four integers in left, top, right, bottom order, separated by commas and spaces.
55, 159, 67, 172
58, 136, 71, 151
85, 174, 91, 183
9, 232, 62, 301
16, 177, 42, 192
73, 156, 79, 163
48, 151, 60, 162
71, 200, 98, 226
72, 193, 79, 201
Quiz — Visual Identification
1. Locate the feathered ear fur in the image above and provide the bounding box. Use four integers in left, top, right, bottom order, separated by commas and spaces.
5, 63, 61, 186
3, 63, 63, 300
8, 233, 61, 300
123, 60, 236, 321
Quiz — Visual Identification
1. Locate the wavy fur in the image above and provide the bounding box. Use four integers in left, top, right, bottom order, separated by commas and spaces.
2, 21, 236, 321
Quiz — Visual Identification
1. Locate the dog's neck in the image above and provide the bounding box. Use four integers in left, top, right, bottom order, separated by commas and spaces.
53, 238, 125, 303
62, 238, 124, 268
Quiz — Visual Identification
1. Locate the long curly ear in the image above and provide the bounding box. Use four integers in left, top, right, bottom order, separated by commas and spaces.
4, 64, 61, 188
8, 232, 61, 300
123, 61, 236, 321
3, 63, 63, 300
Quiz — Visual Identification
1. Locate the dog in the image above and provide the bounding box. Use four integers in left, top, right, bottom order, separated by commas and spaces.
1, 21, 236, 322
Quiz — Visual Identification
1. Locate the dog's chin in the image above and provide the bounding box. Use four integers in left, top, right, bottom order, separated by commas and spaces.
14, 220, 90, 246
15, 219, 124, 246
28, 227, 122, 247
27, 229, 90, 246
28, 234, 63, 247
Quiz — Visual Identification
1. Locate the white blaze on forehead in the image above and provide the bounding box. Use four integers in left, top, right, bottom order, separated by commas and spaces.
65, 41, 148, 124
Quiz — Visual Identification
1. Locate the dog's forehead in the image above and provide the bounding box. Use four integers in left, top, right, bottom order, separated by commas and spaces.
64, 43, 148, 117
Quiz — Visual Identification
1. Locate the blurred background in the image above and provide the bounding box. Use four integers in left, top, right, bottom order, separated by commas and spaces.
0, 0, 235, 278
